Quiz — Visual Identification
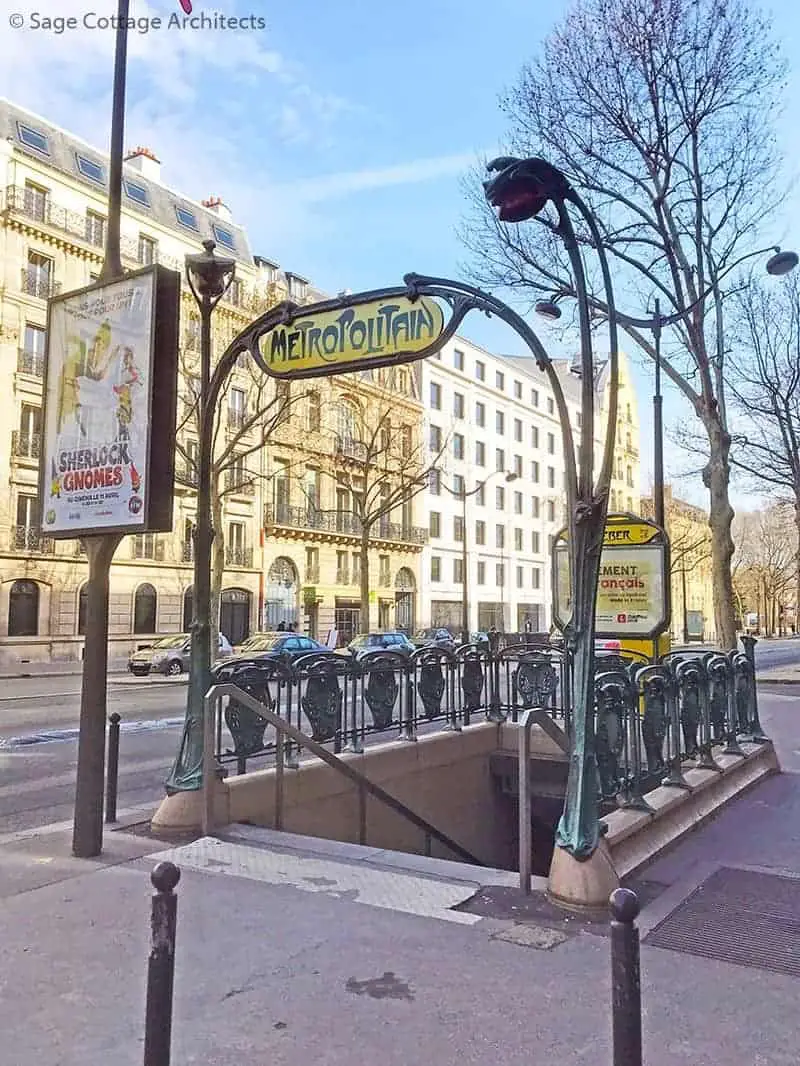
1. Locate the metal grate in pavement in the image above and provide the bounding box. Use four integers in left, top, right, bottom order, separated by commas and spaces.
645, 866, 800, 977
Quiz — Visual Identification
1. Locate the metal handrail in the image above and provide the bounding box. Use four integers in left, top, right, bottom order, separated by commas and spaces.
203, 682, 483, 865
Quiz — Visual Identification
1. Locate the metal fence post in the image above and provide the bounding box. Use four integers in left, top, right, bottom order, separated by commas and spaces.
610, 887, 643, 1066
144, 862, 180, 1066
105, 712, 121, 824
201, 692, 216, 837
518, 709, 535, 893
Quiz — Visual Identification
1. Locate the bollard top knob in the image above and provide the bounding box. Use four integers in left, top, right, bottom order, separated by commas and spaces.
609, 887, 639, 923
109, 712, 121, 724
151, 861, 181, 894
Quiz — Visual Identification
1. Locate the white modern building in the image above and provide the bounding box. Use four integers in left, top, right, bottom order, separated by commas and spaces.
418, 336, 642, 636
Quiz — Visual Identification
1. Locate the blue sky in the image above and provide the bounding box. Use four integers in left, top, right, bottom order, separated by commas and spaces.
2, 0, 800, 507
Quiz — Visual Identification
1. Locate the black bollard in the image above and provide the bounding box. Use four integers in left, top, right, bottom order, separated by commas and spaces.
609, 887, 642, 1066
105, 712, 121, 824
144, 862, 181, 1066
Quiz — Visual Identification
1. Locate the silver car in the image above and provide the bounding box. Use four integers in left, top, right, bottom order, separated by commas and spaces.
127, 632, 233, 677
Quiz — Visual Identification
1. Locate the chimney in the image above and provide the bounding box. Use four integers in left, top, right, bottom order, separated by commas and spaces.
124, 146, 161, 182
202, 196, 233, 223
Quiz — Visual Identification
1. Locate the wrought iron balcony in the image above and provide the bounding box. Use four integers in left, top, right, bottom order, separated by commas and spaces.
17, 349, 46, 377
227, 408, 248, 431
181, 541, 194, 563
263, 504, 428, 545
11, 431, 41, 459
334, 434, 368, 461
224, 471, 255, 495
335, 569, 350, 585
20, 269, 61, 300
11, 526, 55, 554
305, 566, 320, 583
176, 465, 198, 488
225, 546, 253, 568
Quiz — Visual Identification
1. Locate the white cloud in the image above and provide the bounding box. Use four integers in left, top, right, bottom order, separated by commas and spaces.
275, 151, 485, 204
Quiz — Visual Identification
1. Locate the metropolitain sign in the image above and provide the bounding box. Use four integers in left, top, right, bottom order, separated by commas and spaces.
253, 293, 446, 379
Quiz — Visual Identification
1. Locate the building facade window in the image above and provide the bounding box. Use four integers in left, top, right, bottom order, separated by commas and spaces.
475, 520, 485, 545
532, 531, 541, 553
495, 370, 505, 390
454, 515, 464, 542
429, 424, 442, 452
531, 426, 539, 448
477, 561, 486, 584
496, 563, 505, 586
454, 348, 464, 370
514, 454, 522, 477
475, 483, 485, 506
495, 448, 505, 472
307, 391, 321, 432
453, 474, 465, 496
431, 556, 441, 581
453, 392, 465, 419
453, 433, 464, 460
475, 360, 485, 381
532, 496, 540, 518
514, 380, 522, 399
548, 467, 556, 489
496, 486, 505, 509
429, 511, 441, 537
24, 180, 49, 222
548, 432, 555, 454
430, 382, 441, 409
8, 580, 39, 636
514, 418, 523, 442
496, 525, 505, 548
514, 528, 523, 551
496, 410, 505, 434
514, 491, 523, 515
138, 234, 157, 265
85, 209, 106, 247
475, 401, 485, 427
476, 440, 486, 466
133, 583, 157, 634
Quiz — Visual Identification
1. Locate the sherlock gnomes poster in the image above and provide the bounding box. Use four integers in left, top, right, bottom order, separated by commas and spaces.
41, 274, 156, 536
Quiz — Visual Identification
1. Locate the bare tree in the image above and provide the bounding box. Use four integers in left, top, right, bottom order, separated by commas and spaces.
733, 505, 796, 635
729, 276, 800, 627
461, 0, 786, 648
175, 300, 303, 650
331, 372, 447, 632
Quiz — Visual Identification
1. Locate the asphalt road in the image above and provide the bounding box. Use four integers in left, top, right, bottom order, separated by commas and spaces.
2, 635, 799, 839
0, 677, 186, 836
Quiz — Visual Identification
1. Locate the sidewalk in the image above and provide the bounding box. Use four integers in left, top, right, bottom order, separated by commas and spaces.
0, 690, 798, 1065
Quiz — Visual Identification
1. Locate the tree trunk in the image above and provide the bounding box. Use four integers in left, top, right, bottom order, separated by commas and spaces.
703, 419, 737, 649
795, 501, 800, 636
359, 533, 371, 634
210, 485, 224, 660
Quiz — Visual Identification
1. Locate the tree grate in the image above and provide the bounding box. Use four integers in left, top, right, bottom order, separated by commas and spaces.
644, 866, 800, 977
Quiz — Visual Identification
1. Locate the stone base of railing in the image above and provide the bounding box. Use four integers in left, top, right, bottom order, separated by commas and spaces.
604, 741, 779, 882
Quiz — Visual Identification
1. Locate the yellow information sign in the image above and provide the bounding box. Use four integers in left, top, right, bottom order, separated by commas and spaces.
261, 295, 445, 376
552, 513, 671, 642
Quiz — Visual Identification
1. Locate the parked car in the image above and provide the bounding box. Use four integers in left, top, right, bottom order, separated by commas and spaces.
411, 627, 457, 650
127, 632, 233, 677
213, 632, 335, 670
347, 631, 415, 658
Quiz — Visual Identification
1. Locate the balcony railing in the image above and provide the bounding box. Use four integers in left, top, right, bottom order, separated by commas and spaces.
11, 526, 55, 553
182, 541, 194, 563
227, 409, 248, 431
305, 566, 320, 583
5, 186, 182, 270
263, 504, 428, 545
176, 465, 198, 488
335, 570, 350, 585
225, 546, 253, 568
334, 435, 368, 461
224, 471, 255, 495
20, 269, 61, 300
17, 349, 46, 377
11, 431, 41, 459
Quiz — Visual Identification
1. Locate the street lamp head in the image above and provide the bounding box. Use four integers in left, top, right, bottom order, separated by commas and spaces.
535, 298, 562, 321
504, 472, 519, 483
766, 248, 799, 277
483, 156, 572, 224
185, 239, 236, 302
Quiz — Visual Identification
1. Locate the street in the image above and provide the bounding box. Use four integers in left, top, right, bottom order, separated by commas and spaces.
0, 676, 186, 837
1, 635, 798, 839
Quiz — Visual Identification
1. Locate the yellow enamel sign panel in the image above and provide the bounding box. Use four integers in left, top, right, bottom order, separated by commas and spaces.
262, 295, 445, 375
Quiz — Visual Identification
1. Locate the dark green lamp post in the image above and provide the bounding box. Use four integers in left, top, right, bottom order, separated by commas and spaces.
166, 240, 235, 793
